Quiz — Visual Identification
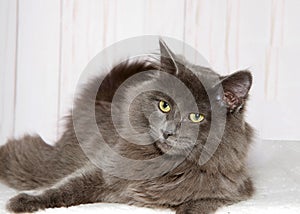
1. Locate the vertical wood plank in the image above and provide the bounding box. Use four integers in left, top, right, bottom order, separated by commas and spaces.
283, 0, 300, 46
114, 0, 145, 41
58, 0, 107, 137
261, 0, 286, 140
0, 0, 17, 144
237, 0, 271, 136
278, 0, 300, 101
184, 0, 228, 74
14, 0, 61, 144
184, 0, 213, 64
265, 0, 285, 101
204, 0, 228, 74
224, 0, 241, 72
263, 47, 300, 140
262, 0, 300, 140
58, 0, 75, 129
144, 0, 185, 40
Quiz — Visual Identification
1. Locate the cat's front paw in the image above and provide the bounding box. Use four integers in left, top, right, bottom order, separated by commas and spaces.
6, 193, 42, 213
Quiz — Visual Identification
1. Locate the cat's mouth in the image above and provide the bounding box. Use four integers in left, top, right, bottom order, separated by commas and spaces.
155, 137, 194, 154
156, 140, 173, 152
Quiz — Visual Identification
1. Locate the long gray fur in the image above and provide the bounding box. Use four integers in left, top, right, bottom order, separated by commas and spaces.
0, 40, 254, 213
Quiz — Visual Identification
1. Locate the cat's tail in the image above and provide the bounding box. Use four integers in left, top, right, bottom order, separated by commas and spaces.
0, 134, 87, 190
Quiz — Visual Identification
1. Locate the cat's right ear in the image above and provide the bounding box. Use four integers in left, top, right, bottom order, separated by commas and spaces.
159, 39, 179, 75
220, 70, 252, 112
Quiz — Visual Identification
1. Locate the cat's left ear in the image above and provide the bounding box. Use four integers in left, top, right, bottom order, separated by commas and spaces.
220, 71, 252, 112
159, 39, 179, 74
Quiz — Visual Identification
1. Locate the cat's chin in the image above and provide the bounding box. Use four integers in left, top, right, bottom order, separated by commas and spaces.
155, 139, 196, 157
155, 141, 173, 153
155, 140, 187, 156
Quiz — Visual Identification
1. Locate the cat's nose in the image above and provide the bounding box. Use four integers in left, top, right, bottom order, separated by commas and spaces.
162, 130, 174, 139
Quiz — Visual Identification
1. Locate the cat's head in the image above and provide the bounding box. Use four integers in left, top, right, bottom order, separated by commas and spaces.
111, 39, 252, 158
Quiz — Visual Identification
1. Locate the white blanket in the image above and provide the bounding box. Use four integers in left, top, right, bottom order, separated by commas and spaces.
1, 140, 299, 214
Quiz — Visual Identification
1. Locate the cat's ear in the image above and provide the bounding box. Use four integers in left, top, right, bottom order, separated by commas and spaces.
159, 39, 179, 74
220, 70, 252, 112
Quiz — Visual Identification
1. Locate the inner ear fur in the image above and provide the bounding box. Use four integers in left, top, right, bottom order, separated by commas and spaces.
221, 70, 252, 112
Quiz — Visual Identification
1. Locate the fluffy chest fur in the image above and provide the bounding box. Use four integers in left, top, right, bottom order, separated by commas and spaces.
101, 159, 252, 209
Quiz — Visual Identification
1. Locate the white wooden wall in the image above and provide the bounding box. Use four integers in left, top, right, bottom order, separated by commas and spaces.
1, 0, 299, 145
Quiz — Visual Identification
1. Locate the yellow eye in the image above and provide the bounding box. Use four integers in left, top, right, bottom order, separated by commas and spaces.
158, 100, 171, 113
189, 113, 205, 123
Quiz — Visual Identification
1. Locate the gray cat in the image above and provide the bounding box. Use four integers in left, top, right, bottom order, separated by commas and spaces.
0, 40, 254, 213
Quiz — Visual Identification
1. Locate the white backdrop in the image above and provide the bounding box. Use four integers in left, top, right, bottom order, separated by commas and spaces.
0, 0, 299, 145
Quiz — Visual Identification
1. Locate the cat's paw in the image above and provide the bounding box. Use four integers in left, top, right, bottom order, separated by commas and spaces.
6, 193, 42, 213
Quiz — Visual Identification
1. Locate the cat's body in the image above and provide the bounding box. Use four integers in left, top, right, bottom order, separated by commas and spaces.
0, 40, 254, 213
